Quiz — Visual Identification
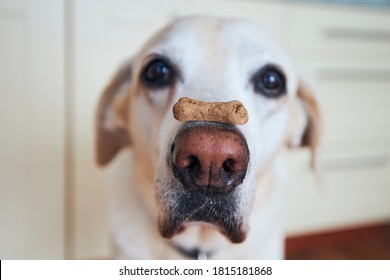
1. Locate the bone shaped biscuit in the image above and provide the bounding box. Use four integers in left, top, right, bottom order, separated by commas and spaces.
173, 97, 248, 125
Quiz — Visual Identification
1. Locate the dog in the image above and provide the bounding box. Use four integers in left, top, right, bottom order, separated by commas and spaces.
95, 16, 321, 259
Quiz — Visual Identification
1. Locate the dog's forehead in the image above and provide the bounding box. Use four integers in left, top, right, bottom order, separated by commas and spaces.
140, 17, 292, 69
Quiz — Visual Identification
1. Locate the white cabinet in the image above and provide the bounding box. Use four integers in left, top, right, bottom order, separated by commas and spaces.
288, 4, 390, 52
285, 3, 390, 235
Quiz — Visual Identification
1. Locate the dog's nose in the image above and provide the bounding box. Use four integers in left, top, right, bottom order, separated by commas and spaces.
171, 124, 249, 194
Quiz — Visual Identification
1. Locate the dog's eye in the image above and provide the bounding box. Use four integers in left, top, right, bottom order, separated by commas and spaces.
142, 59, 173, 88
253, 65, 286, 98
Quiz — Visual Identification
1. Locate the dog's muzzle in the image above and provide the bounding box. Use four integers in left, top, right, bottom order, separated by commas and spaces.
158, 122, 250, 243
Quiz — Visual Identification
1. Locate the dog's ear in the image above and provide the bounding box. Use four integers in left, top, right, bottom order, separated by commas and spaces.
288, 81, 322, 169
96, 62, 132, 166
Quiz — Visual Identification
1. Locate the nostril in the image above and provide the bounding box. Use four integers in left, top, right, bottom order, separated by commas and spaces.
173, 148, 200, 171
170, 143, 175, 154
186, 156, 200, 172
222, 159, 235, 173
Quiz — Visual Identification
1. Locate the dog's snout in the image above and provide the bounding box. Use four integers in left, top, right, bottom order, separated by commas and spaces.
171, 124, 249, 194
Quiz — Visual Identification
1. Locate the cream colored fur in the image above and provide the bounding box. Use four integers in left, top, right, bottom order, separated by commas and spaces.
96, 16, 321, 259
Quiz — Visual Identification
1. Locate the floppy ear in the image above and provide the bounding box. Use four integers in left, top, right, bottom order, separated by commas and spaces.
288, 81, 322, 169
95, 62, 132, 166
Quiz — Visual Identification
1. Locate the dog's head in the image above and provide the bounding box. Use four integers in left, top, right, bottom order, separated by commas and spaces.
96, 17, 321, 255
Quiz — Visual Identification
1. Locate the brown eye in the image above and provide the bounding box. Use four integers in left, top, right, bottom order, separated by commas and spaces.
253, 65, 286, 98
142, 59, 174, 88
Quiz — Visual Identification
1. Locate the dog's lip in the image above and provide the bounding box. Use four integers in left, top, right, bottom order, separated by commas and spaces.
158, 210, 248, 244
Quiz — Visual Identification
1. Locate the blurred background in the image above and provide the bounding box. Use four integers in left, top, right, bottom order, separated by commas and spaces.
1, 0, 389, 259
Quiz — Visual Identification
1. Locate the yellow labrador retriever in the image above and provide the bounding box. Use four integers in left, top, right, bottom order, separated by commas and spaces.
96, 16, 321, 259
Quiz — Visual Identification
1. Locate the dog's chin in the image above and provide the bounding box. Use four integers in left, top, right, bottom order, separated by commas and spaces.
159, 217, 247, 244
157, 197, 248, 244
160, 218, 248, 245
168, 221, 242, 257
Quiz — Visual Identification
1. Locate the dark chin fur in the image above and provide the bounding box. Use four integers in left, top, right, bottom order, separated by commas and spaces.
157, 188, 247, 244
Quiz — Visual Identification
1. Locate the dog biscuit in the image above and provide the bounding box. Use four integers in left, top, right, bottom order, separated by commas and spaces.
173, 97, 248, 125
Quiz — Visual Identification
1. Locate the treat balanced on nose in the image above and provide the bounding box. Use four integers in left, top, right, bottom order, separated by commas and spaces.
173, 97, 248, 125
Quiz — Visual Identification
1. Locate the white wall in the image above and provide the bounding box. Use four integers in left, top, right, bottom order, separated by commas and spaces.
0, 0, 65, 259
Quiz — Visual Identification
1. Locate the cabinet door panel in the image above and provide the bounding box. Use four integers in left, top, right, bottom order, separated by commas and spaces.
289, 4, 390, 52
285, 150, 390, 235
